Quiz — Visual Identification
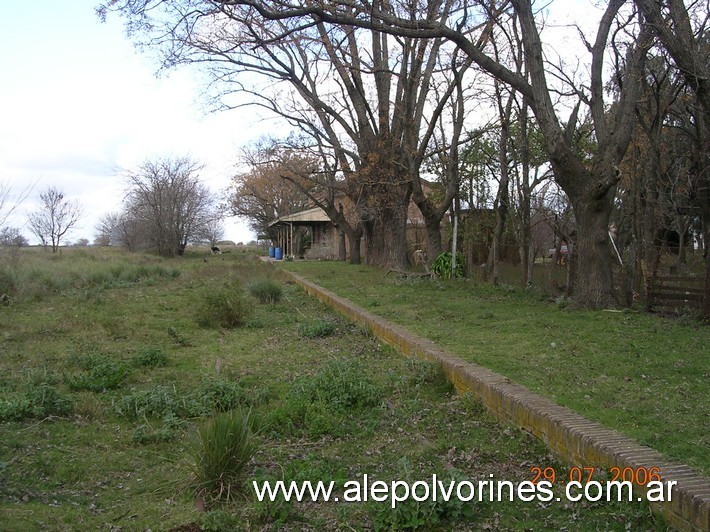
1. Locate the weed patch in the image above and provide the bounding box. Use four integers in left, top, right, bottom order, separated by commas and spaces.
66, 361, 130, 392
0, 384, 74, 421
131, 346, 169, 368
292, 358, 381, 411
299, 319, 337, 338
368, 460, 476, 530
114, 378, 250, 420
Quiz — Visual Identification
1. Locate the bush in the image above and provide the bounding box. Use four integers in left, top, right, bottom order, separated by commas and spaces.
431, 251, 465, 279
191, 409, 256, 500
247, 279, 283, 304
196, 281, 253, 328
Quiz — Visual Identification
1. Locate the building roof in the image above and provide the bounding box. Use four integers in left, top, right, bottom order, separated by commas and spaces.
269, 206, 331, 226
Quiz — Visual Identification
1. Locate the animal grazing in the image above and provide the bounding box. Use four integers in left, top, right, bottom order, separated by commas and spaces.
211, 246, 221, 255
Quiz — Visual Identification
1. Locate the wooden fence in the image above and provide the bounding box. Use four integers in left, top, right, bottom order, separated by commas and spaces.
645, 275, 705, 311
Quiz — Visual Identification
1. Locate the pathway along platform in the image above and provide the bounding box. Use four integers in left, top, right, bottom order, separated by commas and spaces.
280, 268, 709, 531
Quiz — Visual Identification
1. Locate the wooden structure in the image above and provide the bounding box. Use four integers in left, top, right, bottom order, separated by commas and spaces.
269, 206, 334, 259
645, 275, 704, 311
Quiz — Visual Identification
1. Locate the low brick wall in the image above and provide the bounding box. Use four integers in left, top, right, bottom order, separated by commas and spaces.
284, 270, 710, 531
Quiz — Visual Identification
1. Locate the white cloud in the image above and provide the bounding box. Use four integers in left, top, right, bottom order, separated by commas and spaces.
0, 2, 264, 245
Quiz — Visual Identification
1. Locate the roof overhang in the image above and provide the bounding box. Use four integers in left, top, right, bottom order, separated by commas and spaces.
269, 206, 332, 227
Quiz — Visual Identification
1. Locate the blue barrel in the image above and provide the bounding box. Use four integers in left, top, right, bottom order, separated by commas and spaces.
274, 247, 283, 260
268, 246, 275, 258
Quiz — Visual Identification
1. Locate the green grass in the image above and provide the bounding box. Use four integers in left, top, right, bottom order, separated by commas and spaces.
0, 248, 671, 529
284, 260, 710, 478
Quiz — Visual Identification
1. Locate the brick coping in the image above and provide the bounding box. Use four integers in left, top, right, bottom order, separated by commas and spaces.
280, 268, 709, 531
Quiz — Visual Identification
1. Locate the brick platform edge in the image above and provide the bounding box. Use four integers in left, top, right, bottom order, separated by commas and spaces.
283, 270, 709, 531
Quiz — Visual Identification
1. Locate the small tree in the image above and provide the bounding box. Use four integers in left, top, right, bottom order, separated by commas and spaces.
27, 187, 82, 252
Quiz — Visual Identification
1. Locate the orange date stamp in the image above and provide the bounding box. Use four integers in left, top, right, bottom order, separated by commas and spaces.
530, 466, 662, 486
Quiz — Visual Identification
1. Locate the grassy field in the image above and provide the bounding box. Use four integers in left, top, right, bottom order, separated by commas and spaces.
0, 248, 671, 530
284, 261, 710, 479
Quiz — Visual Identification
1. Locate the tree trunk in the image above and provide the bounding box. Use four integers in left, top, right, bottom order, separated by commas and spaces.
338, 230, 347, 261
701, 203, 710, 319
362, 203, 409, 269
359, 181, 411, 269
424, 218, 443, 263
571, 194, 617, 308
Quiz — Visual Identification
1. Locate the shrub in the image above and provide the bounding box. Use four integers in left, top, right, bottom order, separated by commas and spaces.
196, 282, 253, 328
191, 409, 256, 500
131, 346, 169, 368
299, 319, 337, 339
431, 251, 465, 279
247, 279, 283, 304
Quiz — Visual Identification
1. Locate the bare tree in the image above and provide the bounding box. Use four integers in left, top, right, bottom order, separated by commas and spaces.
27, 186, 82, 252
217, 0, 653, 307
191, 216, 225, 247
124, 156, 215, 257
0, 181, 34, 229
94, 212, 123, 246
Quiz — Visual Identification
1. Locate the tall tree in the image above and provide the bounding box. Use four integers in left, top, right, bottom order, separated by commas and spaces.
228, 0, 653, 307
27, 186, 82, 252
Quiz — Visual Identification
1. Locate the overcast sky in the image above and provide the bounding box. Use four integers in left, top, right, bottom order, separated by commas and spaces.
0, 1, 597, 246
0, 2, 268, 245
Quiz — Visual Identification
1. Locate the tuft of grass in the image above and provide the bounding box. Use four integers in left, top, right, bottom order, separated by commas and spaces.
191, 409, 256, 501
247, 278, 283, 304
